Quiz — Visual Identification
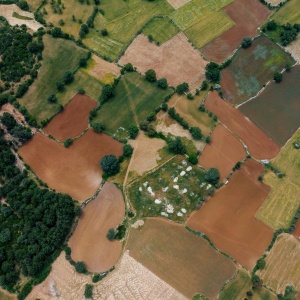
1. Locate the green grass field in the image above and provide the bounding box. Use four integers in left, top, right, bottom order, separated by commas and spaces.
272, 0, 300, 24
19, 35, 87, 124
94, 72, 173, 135
12, 12, 33, 20
84, 0, 174, 61
141, 17, 180, 45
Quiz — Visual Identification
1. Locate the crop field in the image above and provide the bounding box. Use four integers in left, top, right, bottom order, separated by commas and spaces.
201, 0, 271, 63
258, 234, 300, 294
93, 72, 172, 136
44, 94, 97, 142
84, 0, 174, 61
119, 33, 207, 92
205, 92, 280, 160
141, 17, 180, 45
19, 35, 87, 124
239, 66, 300, 146
286, 36, 300, 63
198, 125, 246, 181
219, 269, 277, 300
221, 36, 295, 105
126, 218, 237, 299
187, 159, 274, 270
294, 219, 300, 241
18, 130, 122, 201
167, 0, 191, 10
69, 182, 124, 272
0, 289, 16, 300
256, 172, 300, 230
272, 0, 300, 24
128, 155, 212, 222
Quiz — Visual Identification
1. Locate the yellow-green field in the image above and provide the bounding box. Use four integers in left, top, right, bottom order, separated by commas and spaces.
272, 0, 300, 24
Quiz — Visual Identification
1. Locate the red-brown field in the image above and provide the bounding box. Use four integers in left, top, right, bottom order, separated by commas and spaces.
201, 0, 271, 63
69, 182, 124, 272
44, 94, 97, 141
18, 130, 122, 201
119, 33, 206, 91
205, 92, 280, 160
198, 124, 246, 181
187, 159, 274, 270
294, 219, 300, 242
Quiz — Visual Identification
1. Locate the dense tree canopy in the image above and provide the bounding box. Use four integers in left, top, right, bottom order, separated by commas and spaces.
100, 155, 120, 176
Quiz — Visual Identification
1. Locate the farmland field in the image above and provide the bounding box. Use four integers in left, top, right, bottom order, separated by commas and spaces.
294, 219, 300, 241
205, 92, 280, 160
221, 36, 295, 105
167, 0, 190, 10
69, 182, 124, 272
18, 130, 122, 201
93, 72, 172, 136
272, 0, 300, 24
19, 35, 87, 124
239, 65, 300, 146
201, 0, 271, 63
198, 125, 246, 181
44, 94, 97, 142
119, 33, 207, 91
0, 289, 16, 300
187, 159, 274, 270
258, 234, 300, 294
286, 36, 300, 63
126, 218, 237, 299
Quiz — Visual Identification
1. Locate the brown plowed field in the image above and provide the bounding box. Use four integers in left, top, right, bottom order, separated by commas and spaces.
126, 218, 237, 299
205, 92, 280, 160
119, 33, 206, 91
294, 219, 300, 241
187, 159, 274, 270
18, 130, 122, 201
198, 124, 246, 181
44, 94, 97, 141
69, 182, 124, 272
201, 0, 271, 63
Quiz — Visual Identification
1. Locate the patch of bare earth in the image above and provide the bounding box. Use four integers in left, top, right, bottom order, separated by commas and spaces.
0, 4, 43, 31
119, 33, 206, 92
167, 0, 191, 9
286, 36, 300, 63
28, 251, 186, 300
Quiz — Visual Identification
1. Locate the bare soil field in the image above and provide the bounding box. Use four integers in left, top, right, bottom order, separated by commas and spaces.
44, 94, 97, 141
69, 182, 124, 272
187, 159, 274, 270
286, 35, 300, 63
126, 218, 237, 299
119, 33, 206, 91
0, 4, 43, 31
201, 0, 271, 63
205, 92, 280, 160
198, 125, 246, 181
239, 65, 300, 147
167, 0, 191, 9
258, 234, 300, 294
18, 130, 122, 201
28, 251, 186, 300
0, 289, 16, 300
294, 219, 300, 242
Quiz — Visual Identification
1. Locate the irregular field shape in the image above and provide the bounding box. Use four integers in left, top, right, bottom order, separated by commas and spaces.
187, 159, 274, 270
119, 33, 206, 91
0, 289, 16, 300
167, 0, 191, 10
205, 91, 280, 160
69, 182, 124, 272
201, 0, 271, 63
198, 124, 246, 181
258, 234, 300, 294
44, 94, 97, 141
272, 0, 300, 24
239, 65, 300, 146
28, 251, 186, 300
221, 36, 295, 105
294, 219, 300, 241
18, 130, 122, 201
19, 35, 87, 124
286, 35, 300, 63
126, 218, 237, 299
256, 172, 300, 230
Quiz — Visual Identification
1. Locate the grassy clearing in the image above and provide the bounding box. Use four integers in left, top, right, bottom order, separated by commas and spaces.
170, 0, 234, 30
272, 0, 300, 24
184, 10, 234, 49
19, 35, 87, 124
141, 17, 180, 44
27, 0, 44, 12
12, 12, 33, 20
127, 155, 212, 223
84, 0, 174, 61
94, 72, 172, 136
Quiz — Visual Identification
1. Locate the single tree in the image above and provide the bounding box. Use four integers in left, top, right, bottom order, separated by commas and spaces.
123, 143, 133, 157
176, 82, 189, 94
101, 28, 108, 36
167, 137, 186, 154
106, 228, 116, 241
100, 155, 120, 176
75, 261, 87, 273
241, 37, 252, 48
274, 72, 282, 83
157, 78, 168, 89
145, 69, 157, 82
205, 168, 220, 184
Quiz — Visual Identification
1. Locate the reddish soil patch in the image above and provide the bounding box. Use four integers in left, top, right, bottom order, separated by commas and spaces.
187, 159, 274, 270
119, 33, 206, 91
44, 94, 97, 141
293, 218, 300, 242
205, 92, 280, 160
201, 0, 271, 63
18, 130, 122, 201
69, 182, 124, 272
198, 124, 246, 181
